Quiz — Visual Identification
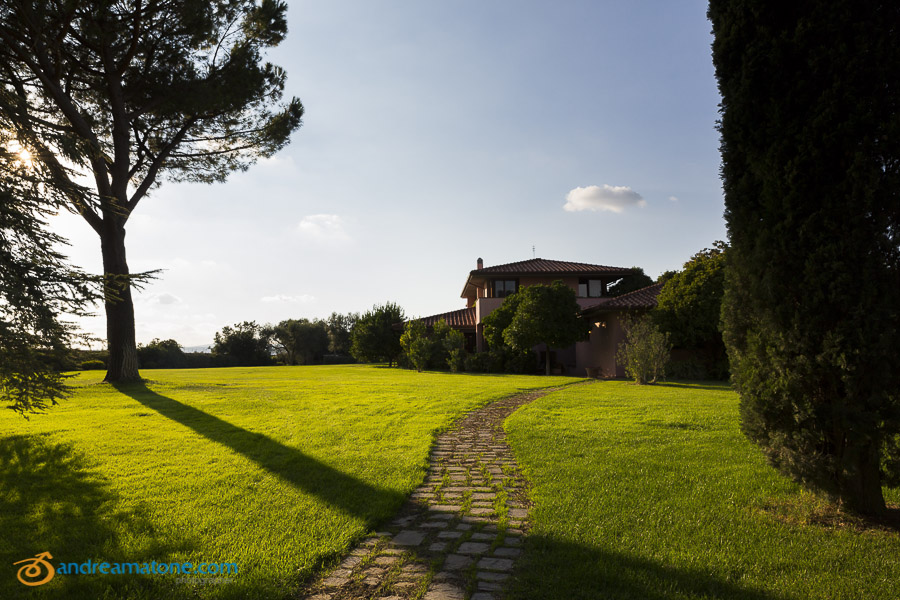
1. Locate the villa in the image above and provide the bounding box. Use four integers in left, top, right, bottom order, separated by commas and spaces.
409, 257, 663, 376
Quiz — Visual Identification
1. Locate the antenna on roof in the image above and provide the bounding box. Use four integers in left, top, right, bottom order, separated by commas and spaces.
532, 245, 535, 259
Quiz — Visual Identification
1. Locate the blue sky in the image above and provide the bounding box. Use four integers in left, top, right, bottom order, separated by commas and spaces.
55, 0, 726, 347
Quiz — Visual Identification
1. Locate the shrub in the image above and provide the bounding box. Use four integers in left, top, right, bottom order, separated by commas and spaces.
440, 326, 466, 372
183, 352, 214, 368
464, 351, 494, 373
400, 318, 470, 372
665, 356, 708, 380
616, 314, 671, 384
137, 338, 187, 369
448, 348, 466, 373
400, 320, 431, 372
322, 354, 356, 365
81, 359, 105, 370
408, 337, 433, 372
503, 348, 536, 374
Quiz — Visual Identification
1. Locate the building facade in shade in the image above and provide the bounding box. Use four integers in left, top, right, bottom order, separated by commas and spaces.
404, 257, 663, 377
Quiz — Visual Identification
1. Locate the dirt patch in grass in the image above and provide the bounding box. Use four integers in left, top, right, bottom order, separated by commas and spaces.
758, 493, 900, 534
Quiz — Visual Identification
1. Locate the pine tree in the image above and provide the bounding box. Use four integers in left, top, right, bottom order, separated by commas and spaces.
0, 1, 303, 381
710, 0, 900, 515
0, 135, 95, 415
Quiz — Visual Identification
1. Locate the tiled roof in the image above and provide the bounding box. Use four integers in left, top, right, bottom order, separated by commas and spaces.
404, 307, 476, 329
581, 282, 664, 312
472, 258, 632, 276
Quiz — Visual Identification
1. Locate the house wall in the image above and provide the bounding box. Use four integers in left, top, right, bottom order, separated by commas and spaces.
475, 297, 504, 323
467, 275, 632, 375
467, 274, 620, 306
474, 297, 504, 351
518, 275, 579, 292
575, 313, 627, 377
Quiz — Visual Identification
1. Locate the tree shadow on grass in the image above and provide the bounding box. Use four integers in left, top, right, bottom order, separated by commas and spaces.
0, 434, 185, 599
507, 534, 790, 600
112, 382, 406, 523
657, 381, 733, 392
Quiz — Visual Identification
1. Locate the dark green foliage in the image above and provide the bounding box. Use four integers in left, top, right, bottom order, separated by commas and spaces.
503, 281, 590, 375
655, 243, 726, 348
654, 242, 728, 379
399, 319, 432, 372
399, 318, 468, 372
183, 352, 215, 368
212, 321, 272, 367
0, 136, 96, 415
656, 270, 678, 286
665, 356, 711, 381
80, 360, 106, 371
482, 292, 523, 350
432, 320, 464, 370
71, 349, 109, 370
0, 1, 303, 381
462, 347, 533, 375
481, 283, 582, 375
350, 302, 405, 367
326, 312, 358, 356
496, 347, 536, 374
607, 267, 654, 297
616, 314, 671, 384
711, 0, 900, 514
464, 350, 507, 373
479, 293, 539, 374
447, 348, 466, 374
136, 339, 187, 369
266, 319, 328, 365
443, 329, 467, 373
882, 434, 900, 489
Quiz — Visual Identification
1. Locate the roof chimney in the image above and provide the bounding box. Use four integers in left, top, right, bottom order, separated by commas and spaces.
476, 257, 483, 270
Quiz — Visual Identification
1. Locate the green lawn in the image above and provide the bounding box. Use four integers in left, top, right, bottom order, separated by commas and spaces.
0, 365, 572, 599
504, 381, 900, 600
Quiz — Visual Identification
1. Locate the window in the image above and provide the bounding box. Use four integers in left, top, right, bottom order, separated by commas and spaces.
493, 279, 517, 298
579, 278, 603, 298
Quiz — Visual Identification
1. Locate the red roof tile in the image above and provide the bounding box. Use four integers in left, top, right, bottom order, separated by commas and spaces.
581, 282, 664, 312
404, 307, 476, 329
472, 258, 632, 276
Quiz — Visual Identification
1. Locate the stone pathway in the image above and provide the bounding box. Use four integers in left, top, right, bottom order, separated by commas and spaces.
300, 389, 555, 600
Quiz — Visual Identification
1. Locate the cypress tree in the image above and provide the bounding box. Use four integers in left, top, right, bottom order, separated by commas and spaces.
711, 0, 900, 516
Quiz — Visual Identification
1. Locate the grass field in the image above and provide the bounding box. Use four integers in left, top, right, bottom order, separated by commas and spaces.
504, 381, 900, 600
0, 365, 572, 599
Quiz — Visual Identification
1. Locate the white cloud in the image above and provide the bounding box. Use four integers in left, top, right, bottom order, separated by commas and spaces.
669, 196, 679, 202
563, 185, 646, 213
152, 293, 182, 305
297, 214, 349, 241
260, 294, 316, 304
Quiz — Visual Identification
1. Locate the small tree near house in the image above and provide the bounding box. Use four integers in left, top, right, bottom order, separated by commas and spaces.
502, 281, 589, 376
399, 319, 431, 372
616, 314, 671, 384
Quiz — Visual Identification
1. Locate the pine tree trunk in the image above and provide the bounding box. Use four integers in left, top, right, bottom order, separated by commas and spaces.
836, 440, 886, 516
545, 344, 550, 376
100, 221, 141, 382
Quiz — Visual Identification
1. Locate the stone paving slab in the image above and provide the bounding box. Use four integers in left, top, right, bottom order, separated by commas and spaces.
299, 387, 572, 600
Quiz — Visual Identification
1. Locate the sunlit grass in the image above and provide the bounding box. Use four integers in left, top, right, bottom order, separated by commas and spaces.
505, 381, 900, 600
0, 365, 572, 599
